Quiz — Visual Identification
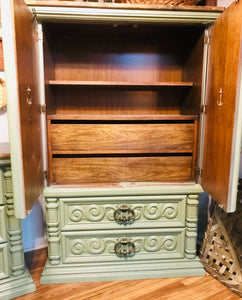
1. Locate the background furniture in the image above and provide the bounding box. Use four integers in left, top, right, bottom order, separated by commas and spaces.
0, 143, 35, 299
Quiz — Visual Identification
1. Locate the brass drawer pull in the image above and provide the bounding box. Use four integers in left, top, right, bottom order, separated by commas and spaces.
113, 204, 135, 223
114, 238, 135, 256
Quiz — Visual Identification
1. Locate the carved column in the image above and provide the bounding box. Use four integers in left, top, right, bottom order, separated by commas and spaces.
4, 168, 25, 277
185, 194, 199, 259
46, 198, 60, 265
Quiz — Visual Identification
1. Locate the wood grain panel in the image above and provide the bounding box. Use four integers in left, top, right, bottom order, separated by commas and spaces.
1, 0, 43, 216
181, 31, 204, 115
43, 28, 56, 115
53, 88, 185, 115
51, 156, 193, 184
202, 1, 242, 211
53, 28, 183, 83
50, 123, 195, 153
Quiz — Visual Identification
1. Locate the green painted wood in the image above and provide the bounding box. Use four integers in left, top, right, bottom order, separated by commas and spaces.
40, 257, 205, 284
42, 188, 203, 283
43, 184, 203, 197
28, 5, 222, 25
61, 228, 185, 264
0, 271, 36, 300
0, 243, 9, 280
0, 170, 5, 206
0, 159, 36, 299
59, 195, 187, 231
0, 207, 7, 244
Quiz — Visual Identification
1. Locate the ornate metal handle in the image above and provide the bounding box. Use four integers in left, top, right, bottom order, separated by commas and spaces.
217, 87, 223, 109
26, 86, 32, 122
113, 204, 135, 223
114, 238, 136, 256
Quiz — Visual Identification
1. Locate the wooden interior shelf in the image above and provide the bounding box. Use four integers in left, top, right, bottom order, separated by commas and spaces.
48, 80, 194, 88
47, 114, 198, 121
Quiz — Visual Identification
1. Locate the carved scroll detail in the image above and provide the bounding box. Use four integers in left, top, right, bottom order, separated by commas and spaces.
70, 235, 177, 256
68, 203, 178, 223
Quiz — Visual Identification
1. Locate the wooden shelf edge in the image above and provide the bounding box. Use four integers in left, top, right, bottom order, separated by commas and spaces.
47, 114, 198, 121
48, 80, 194, 88
26, 1, 225, 12
51, 150, 193, 155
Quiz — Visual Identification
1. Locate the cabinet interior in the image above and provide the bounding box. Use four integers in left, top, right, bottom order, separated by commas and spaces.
43, 22, 205, 185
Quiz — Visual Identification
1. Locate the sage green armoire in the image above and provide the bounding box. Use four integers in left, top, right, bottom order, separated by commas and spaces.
1, 0, 242, 284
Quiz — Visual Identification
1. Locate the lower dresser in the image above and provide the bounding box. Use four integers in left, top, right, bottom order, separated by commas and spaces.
41, 184, 205, 284
0, 158, 36, 300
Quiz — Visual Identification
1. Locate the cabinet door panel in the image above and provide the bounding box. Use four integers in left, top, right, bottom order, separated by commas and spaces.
1, 0, 43, 217
202, 1, 242, 212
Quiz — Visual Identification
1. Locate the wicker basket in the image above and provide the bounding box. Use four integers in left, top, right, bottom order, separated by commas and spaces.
120, 0, 200, 5
200, 180, 242, 297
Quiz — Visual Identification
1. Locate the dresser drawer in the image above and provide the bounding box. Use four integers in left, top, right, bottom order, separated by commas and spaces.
50, 123, 195, 153
61, 228, 185, 264
59, 195, 186, 231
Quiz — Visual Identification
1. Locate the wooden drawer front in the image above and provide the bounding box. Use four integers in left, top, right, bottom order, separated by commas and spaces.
50, 123, 195, 153
59, 195, 186, 231
61, 228, 185, 264
0, 206, 7, 243
52, 156, 193, 184
0, 243, 9, 279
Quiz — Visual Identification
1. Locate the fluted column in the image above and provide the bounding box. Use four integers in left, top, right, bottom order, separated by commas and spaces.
46, 198, 61, 265
185, 194, 199, 259
4, 168, 25, 277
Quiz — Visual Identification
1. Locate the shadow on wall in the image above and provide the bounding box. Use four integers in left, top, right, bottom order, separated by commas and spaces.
21, 196, 47, 252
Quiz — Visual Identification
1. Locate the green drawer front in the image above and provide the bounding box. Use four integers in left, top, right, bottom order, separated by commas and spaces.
0, 243, 10, 279
61, 228, 185, 264
0, 206, 7, 243
59, 195, 186, 231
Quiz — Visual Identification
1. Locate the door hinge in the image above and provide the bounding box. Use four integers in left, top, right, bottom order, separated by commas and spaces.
43, 170, 50, 181
199, 104, 207, 114
195, 167, 202, 177
40, 104, 46, 113
204, 29, 211, 45
37, 21, 44, 43
204, 35, 210, 45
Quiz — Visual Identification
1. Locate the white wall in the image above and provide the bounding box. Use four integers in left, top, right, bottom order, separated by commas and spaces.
217, 0, 233, 7
0, 111, 8, 143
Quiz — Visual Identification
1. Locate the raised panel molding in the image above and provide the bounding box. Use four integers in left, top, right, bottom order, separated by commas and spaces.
59, 195, 187, 230
0, 243, 9, 280
61, 228, 185, 264
69, 235, 178, 256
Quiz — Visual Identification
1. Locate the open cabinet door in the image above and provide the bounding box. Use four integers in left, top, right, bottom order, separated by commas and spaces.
202, 0, 242, 213
1, 0, 43, 218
